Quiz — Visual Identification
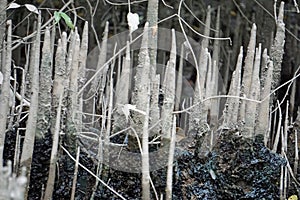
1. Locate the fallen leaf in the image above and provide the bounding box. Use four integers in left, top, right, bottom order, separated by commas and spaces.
25, 4, 39, 14
7, 3, 21, 10
127, 12, 140, 32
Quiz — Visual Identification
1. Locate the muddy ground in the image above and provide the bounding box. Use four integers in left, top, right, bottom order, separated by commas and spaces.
4, 128, 299, 199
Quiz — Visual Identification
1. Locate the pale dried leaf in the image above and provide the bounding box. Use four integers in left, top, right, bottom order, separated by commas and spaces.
7, 3, 21, 10
122, 104, 146, 122
122, 104, 134, 121
209, 169, 216, 180
127, 12, 140, 32
25, 4, 39, 14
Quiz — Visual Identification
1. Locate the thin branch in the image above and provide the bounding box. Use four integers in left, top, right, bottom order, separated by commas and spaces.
128, 0, 131, 12
162, 0, 173, 9
149, 177, 159, 200
292, 0, 300, 13
269, 66, 300, 114
173, 95, 261, 114
60, 145, 127, 200
173, 65, 300, 116
183, 2, 217, 32
232, 0, 252, 24
178, 0, 201, 100
283, 151, 300, 186
179, 15, 232, 44
70, 147, 80, 200
104, 0, 147, 5
85, 0, 101, 52
272, 100, 282, 153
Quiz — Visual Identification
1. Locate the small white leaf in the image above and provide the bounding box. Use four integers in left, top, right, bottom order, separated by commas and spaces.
7, 3, 21, 10
127, 12, 140, 32
25, 4, 39, 14
209, 169, 216, 180
122, 104, 135, 122
122, 104, 146, 122
0, 71, 3, 84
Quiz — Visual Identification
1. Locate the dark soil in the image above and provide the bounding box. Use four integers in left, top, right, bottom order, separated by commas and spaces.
82, 130, 291, 199
173, 131, 287, 199
4, 128, 298, 199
